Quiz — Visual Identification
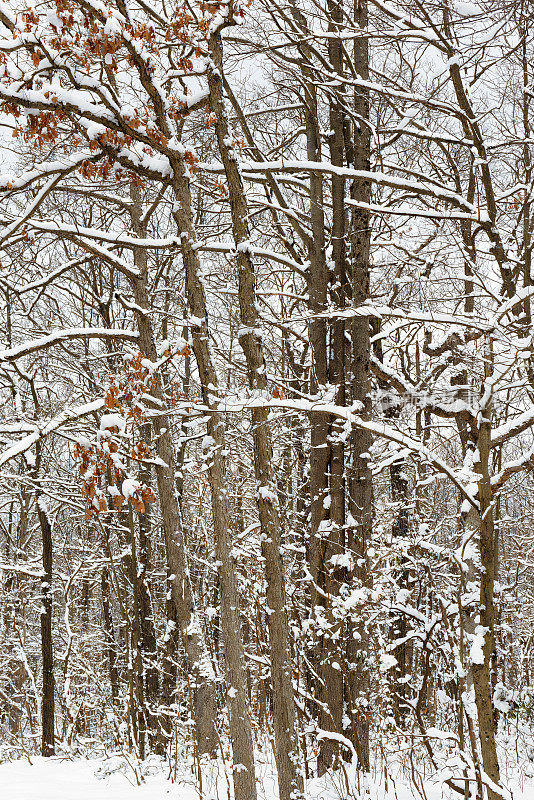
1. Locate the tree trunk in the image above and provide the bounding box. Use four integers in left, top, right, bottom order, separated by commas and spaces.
287, 1, 342, 772
390, 456, 412, 725
125, 504, 147, 758
207, 26, 302, 800
101, 567, 119, 705
346, 0, 373, 772
37, 487, 55, 756
166, 136, 258, 795
128, 189, 218, 757
473, 353, 501, 800
137, 423, 160, 751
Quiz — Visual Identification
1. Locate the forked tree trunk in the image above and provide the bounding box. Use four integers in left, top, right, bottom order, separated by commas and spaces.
163, 146, 257, 797
128, 189, 218, 757
207, 25, 303, 800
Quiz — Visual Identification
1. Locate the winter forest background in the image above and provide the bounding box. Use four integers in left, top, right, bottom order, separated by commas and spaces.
0, 1, 532, 799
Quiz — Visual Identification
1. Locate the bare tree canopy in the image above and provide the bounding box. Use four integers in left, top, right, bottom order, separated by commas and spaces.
0, 2, 533, 800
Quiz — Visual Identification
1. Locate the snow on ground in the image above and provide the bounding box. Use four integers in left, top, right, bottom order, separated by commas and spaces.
0, 757, 177, 800
0, 755, 531, 800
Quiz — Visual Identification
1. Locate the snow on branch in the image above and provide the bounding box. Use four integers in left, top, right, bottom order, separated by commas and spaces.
0, 328, 139, 364
0, 399, 105, 468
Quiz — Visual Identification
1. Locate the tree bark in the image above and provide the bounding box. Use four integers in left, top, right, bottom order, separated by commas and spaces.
162, 125, 258, 797
136, 424, 160, 750
37, 485, 55, 757
207, 24, 303, 800
128, 188, 219, 757
472, 348, 501, 800
346, 0, 373, 772
101, 567, 120, 705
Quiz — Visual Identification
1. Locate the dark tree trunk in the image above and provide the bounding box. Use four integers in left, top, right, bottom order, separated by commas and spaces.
390, 458, 412, 725
101, 567, 119, 705
37, 491, 55, 757
137, 427, 160, 751
346, 0, 373, 773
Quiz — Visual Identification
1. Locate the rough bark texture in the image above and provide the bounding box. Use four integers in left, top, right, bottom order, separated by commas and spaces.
153, 132, 258, 796
129, 189, 218, 757
207, 24, 303, 800
101, 567, 119, 705
390, 457, 412, 725
315, 0, 350, 773
37, 486, 55, 756
137, 424, 160, 749
125, 505, 147, 757
473, 371, 501, 800
288, 0, 342, 772
346, 0, 373, 772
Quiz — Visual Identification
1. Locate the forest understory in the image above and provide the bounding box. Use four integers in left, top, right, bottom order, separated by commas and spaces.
0, 0, 533, 798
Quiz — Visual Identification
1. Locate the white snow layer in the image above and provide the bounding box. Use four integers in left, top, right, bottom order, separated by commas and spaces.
0, 756, 532, 800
